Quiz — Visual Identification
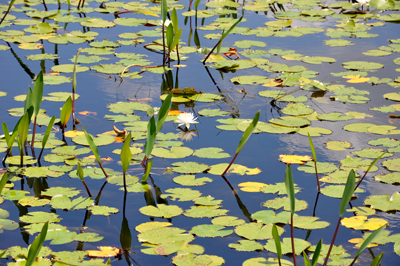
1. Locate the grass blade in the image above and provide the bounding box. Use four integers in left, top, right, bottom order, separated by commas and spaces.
236, 110, 260, 154
352, 225, 386, 264
203, 16, 243, 63
144, 116, 156, 158
25, 221, 48, 266
0, 172, 8, 195
285, 164, 295, 215
142, 159, 153, 183
308, 133, 320, 191
221, 110, 259, 176
171, 8, 179, 33
60, 96, 72, 131
32, 70, 43, 117
272, 225, 282, 266
311, 239, 322, 266
77, 162, 84, 181
369, 253, 384, 266
82, 126, 101, 165
161, 0, 167, 24
41, 116, 56, 150
121, 132, 132, 174
339, 169, 355, 217
156, 92, 173, 133
303, 252, 311, 266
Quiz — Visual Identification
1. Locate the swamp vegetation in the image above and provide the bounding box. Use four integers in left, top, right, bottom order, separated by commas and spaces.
1, 0, 400, 265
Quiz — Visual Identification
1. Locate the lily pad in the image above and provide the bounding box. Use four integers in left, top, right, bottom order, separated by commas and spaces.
228, 240, 264, 252
160, 188, 202, 202
264, 238, 311, 255
234, 223, 284, 240
190, 224, 233, 238
152, 147, 193, 158
343, 61, 384, 70
139, 204, 183, 218
173, 175, 212, 186
171, 162, 209, 174
263, 197, 308, 212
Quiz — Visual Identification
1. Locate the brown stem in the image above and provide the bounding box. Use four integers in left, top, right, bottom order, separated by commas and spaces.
354, 171, 368, 191
31, 117, 37, 154
38, 148, 44, 162
123, 172, 127, 193
221, 153, 238, 177
324, 217, 342, 265
98, 163, 109, 179
72, 91, 76, 127
43, 0, 48, 10
203, 40, 222, 64
81, 180, 92, 197
162, 25, 166, 65
290, 214, 297, 266
314, 160, 320, 191
0, 1, 14, 26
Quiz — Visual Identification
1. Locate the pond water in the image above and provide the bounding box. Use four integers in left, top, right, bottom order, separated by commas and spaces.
1, 0, 400, 265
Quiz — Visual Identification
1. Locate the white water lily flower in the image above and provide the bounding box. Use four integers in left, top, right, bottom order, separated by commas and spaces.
175, 112, 199, 129
159, 19, 172, 27
356, 0, 370, 6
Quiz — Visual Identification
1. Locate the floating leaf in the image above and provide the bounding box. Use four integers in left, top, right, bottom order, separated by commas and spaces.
243, 257, 293, 266
261, 182, 302, 195
139, 204, 183, 218
173, 175, 212, 186
193, 148, 230, 158
291, 216, 330, 229
151, 147, 193, 158
343, 61, 384, 70
238, 182, 267, 192
264, 238, 311, 255
279, 154, 312, 164
160, 188, 202, 201
263, 197, 308, 212
235, 223, 284, 240
190, 224, 233, 238
375, 172, 400, 184
171, 162, 209, 174
138, 226, 194, 244
365, 192, 400, 211
193, 196, 222, 206
251, 210, 291, 224
87, 247, 120, 258
341, 216, 388, 230
211, 216, 245, 227
184, 205, 228, 218
320, 185, 364, 198
88, 206, 119, 216
229, 240, 264, 252
198, 109, 229, 117
326, 141, 352, 151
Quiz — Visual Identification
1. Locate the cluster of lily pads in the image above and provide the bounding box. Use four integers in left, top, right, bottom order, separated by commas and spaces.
1, 0, 400, 265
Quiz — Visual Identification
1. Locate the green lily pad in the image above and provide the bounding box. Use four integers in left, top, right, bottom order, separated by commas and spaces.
234, 223, 284, 240
326, 141, 352, 151
139, 204, 183, 218
234, 40, 266, 49
173, 175, 212, 186
302, 56, 336, 64
171, 162, 209, 174
208, 163, 261, 175
198, 109, 229, 117
91, 64, 126, 74
42, 187, 80, 198
325, 39, 354, 47
317, 112, 354, 121
72, 134, 115, 147
51, 64, 89, 73
263, 197, 308, 212
343, 61, 384, 70
50, 196, 93, 210
251, 210, 291, 224
364, 192, 400, 211
321, 185, 364, 198
193, 148, 230, 158
184, 205, 228, 218
43, 92, 80, 102
243, 257, 294, 266
188, 93, 223, 102
151, 147, 193, 158
230, 75, 270, 85
23, 166, 64, 178
281, 103, 314, 116
270, 116, 310, 127
190, 224, 233, 238
382, 158, 400, 171
43, 75, 72, 85
0, 218, 18, 232
375, 172, 400, 184
19, 211, 60, 224
291, 216, 330, 229
343, 123, 375, 132
211, 216, 245, 227
367, 125, 400, 135
193, 196, 222, 206
81, 18, 116, 28
265, 238, 311, 255
88, 206, 119, 216
384, 92, 400, 102
160, 188, 202, 202
17, 196, 50, 207
138, 226, 194, 244
107, 101, 151, 114
69, 55, 110, 64
352, 148, 390, 158
26, 53, 60, 61
228, 240, 264, 252
171, 253, 212, 266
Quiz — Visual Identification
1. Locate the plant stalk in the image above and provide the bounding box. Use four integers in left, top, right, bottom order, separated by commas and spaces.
290, 214, 297, 266
324, 217, 342, 265
221, 153, 238, 177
